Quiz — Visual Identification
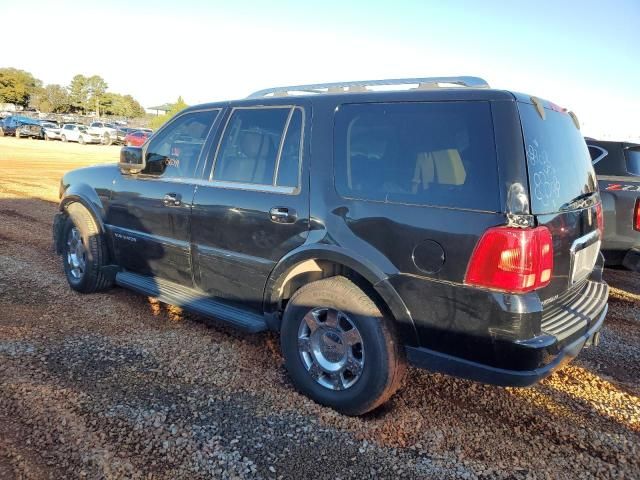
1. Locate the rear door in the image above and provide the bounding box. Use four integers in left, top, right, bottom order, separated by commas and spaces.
107, 108, 221, 285
518, 101, 601, 300
190, 104, 309, 312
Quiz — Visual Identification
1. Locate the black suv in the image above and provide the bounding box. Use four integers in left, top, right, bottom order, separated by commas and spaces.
586, 139, 640, 270
53, 77, 609, 415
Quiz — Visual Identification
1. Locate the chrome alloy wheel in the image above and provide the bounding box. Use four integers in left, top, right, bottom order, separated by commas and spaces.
297, 307, 365, 391
66, 226, 86, 280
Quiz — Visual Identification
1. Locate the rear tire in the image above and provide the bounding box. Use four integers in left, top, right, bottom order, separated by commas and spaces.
61, 135, 67, 142
280, 276, 406, 416
79, 135, 86, 145
103, 134, 112, 146
61, 203, 114, 293
0, 127, 4, 137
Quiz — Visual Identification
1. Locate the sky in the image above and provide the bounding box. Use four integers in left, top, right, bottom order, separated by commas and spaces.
1, 0, 638, 141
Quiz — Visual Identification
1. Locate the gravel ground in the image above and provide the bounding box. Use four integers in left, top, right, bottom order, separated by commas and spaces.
1, 137, 639, 479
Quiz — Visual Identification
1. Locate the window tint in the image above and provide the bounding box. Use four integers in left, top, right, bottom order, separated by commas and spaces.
626, 148, 640, 176
335, 102, 499, 210
213, 108, 290, 185
143, 109, 218, 178
276, 109, 303, 188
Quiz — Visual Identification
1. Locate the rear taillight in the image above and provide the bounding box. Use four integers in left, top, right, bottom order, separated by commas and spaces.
634, 200, 640, 232
596, 203, 604, 234
465, 226, 554, 293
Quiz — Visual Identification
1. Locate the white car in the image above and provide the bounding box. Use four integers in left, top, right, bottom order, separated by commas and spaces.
42, 122, 62, 141
87, 121, 119, 145
60, 124, 102, 144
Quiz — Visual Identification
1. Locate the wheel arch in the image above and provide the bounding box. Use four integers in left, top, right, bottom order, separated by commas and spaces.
58, 184, 107, 234
263, 245, 419, 347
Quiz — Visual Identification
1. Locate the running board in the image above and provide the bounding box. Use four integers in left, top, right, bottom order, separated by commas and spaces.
115, 271, 268, 333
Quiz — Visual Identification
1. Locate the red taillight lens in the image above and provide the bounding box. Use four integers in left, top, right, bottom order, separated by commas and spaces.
465, 226, 554, 293
634, 200, 640, 232
596, 203, 604, 234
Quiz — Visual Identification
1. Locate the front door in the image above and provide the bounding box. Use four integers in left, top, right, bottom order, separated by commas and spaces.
107, 108, 221, 286
190, 105, 309, 311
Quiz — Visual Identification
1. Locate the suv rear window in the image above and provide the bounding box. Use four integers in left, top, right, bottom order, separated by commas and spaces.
518, 103, 597, 214
334, 102, 499, 211
625, 147, 640, 176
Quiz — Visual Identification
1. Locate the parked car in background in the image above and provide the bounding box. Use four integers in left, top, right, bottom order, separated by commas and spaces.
87, 121, 118, 145
114, 127, 135, 145
0, 115, 42, 138
16, 120, 46, 139
587, 138, 640, 270
43, 122, 63, 141
124, 129, 152, 147
60, 124, 102, 144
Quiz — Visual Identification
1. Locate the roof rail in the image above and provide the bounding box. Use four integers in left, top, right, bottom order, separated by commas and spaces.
247, 76, 490, 98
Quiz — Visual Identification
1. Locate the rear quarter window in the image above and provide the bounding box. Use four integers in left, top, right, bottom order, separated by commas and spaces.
334, 101, 499, 211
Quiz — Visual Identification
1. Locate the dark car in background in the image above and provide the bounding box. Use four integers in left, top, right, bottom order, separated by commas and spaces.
53, 77, 608, 415
587, 139, 640, 270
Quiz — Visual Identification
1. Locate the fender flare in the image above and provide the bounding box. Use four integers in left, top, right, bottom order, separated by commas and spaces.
263, 244, 419, 346
58, 183, 106, 234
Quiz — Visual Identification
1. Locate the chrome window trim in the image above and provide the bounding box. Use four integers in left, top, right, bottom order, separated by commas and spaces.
209, 105, 305, 193
587, 144, 608, 166
273, 108, 295, 184
127, 176, 297, 195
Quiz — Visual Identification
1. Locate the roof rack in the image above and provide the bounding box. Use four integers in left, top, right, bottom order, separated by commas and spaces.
247, 76, 490, 98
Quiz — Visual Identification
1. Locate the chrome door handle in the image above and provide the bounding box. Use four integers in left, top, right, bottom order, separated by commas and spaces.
269, 207, 296, 223
163, 193, 181, 206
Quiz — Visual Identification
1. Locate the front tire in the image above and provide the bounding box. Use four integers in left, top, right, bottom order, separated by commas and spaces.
79, 135, 86, 145
280, 276, 406, 416
15, 129, 21, 139
103, 134, 112, 146
0, 127, 5, 137
61, 203, 113, 293
61, 135, 67, 142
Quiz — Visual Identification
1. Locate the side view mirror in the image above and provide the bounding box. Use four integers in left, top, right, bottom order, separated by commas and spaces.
119, 146, 145, 174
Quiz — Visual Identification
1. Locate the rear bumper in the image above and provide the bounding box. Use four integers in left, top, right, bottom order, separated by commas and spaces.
406, 302, 607, 387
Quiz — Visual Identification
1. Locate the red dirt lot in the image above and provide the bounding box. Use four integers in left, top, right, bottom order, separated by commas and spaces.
1, 136, 639, 479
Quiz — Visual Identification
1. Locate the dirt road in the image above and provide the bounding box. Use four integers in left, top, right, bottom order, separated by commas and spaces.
1, 137, 639, 479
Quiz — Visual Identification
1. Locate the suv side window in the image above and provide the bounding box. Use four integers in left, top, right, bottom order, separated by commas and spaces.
213, 107, 302, 189
334, 101, 499, 211
143, 109, 219, 178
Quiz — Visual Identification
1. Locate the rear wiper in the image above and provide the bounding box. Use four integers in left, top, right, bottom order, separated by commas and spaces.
560, 191, 597, 211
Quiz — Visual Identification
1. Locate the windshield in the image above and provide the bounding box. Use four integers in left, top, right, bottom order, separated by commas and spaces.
625, 148, 640, 176
518, 102, 597, 214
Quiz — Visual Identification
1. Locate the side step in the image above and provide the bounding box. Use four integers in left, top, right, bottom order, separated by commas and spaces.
116, 271, 268, 333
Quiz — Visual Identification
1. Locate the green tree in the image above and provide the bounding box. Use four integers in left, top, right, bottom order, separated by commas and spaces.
122, 94, 145, 118
150, 96, 188, 129
86, 75, 108, 115
0, 68, 42, 107
68, 74, 89, 113
42, 84, 71, 113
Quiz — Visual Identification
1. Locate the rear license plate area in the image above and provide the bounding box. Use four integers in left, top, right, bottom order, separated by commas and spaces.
570, 235, 601, 285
